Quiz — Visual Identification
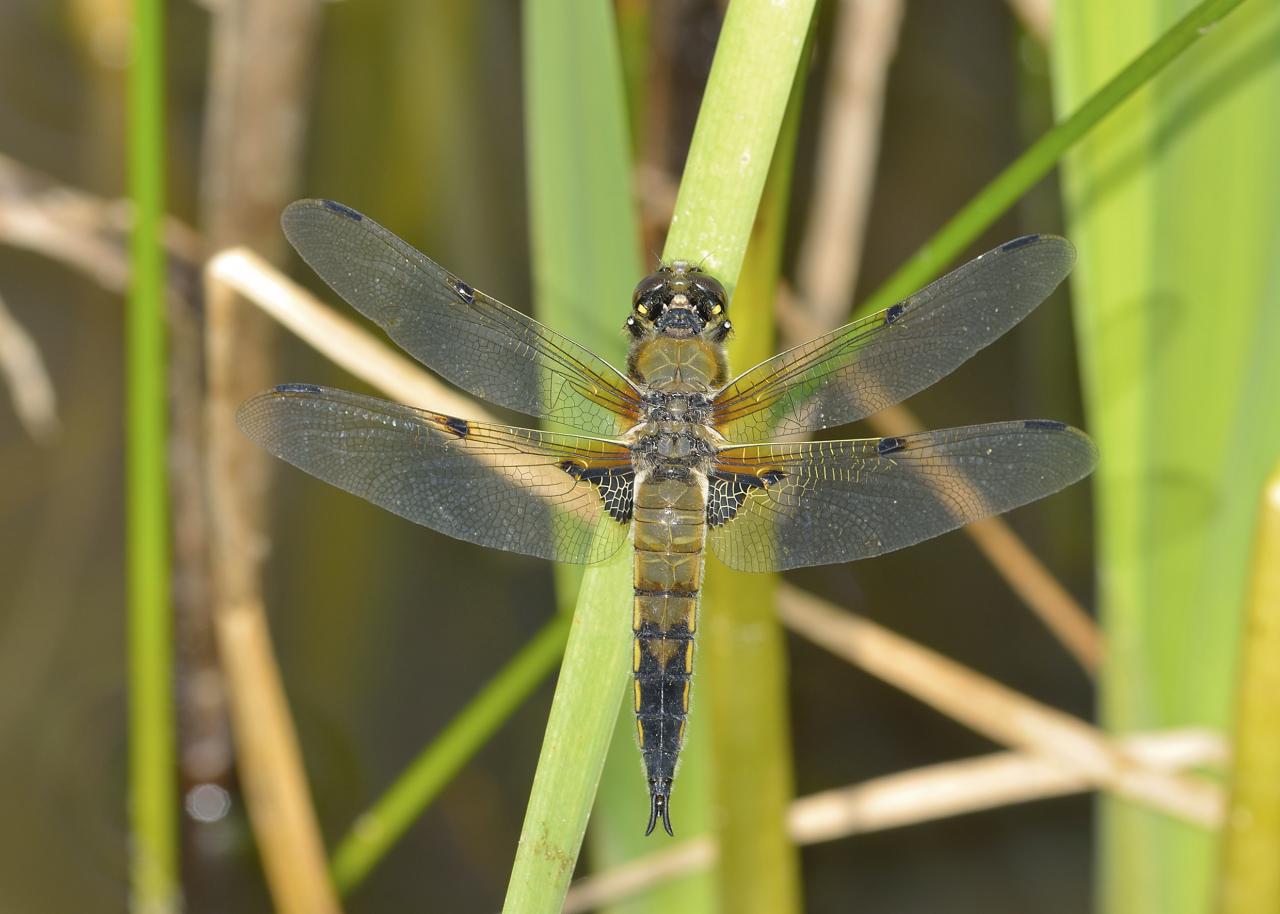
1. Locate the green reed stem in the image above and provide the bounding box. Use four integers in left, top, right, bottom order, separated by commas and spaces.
697, 31, 809, 914
662, 0, 818, 292
127, 0, 178, 910
502, 2, 640, 911
660, 2, 814, 912
1217, 463, 1280, 912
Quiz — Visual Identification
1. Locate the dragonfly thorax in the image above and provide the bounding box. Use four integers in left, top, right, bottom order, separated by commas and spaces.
640, 390, 713, 424
631, 421, 716, 475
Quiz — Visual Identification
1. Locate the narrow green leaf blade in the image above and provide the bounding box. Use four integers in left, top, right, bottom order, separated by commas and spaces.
1054, 3, 1280, 913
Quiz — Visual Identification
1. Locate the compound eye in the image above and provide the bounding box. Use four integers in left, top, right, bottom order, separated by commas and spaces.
689, 275, 728, 318
632, 272, 669, 318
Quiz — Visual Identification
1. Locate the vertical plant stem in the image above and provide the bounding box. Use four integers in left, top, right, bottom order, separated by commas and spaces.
1053, 1, 1280, 913
1217, 463, 1280, 912
699, 45, 808, 914
662, 3, 814, 912
503, 2, 640, 911
662, 0, 817, 295
127, 0, 178, 910
501, 552, 633, 914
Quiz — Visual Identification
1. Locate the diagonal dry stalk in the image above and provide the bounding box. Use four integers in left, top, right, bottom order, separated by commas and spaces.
791, 0, 904, 336
562, 727, 1225, 913
778, 583, 1221, 823
0, 289, 59, 442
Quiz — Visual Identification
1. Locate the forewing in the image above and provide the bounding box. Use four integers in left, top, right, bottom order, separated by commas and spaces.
713, 236, 1075, 441
238, 385, 634, 564
282, 199, 642, 436
708, 420, 1097, 571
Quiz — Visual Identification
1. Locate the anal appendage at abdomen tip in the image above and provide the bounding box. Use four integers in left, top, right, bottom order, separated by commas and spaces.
645, 778, 675, 836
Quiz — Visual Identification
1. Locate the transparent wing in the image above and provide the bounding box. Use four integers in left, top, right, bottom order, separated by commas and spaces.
282, 199, 643, 437
713, 236, 1075, 442
707, 420, 1097, 571
238, 384, 634, 564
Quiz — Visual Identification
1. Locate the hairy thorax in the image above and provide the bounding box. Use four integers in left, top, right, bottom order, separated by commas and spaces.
627, 338, 726, 478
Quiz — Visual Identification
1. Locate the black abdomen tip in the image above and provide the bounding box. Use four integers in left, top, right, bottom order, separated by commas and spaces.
645, 782, 675, 837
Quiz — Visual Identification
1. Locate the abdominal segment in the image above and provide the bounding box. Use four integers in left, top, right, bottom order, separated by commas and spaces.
632, 475, 706, 836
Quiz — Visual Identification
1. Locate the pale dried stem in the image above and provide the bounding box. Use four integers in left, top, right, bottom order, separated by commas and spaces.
778, 583, 1222, 823
0, 152, 200, 290
213, 600, 339, 914
207, 249, 492, 423
0, 289, 59, 442
205, 264, 340, 914
200, 2, 333, 911
1006, 0, 1054, 44
563, 728, 1224, 912
792, 0, 904, 335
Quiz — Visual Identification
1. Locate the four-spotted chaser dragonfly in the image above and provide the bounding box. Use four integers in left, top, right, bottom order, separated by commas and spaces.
238, 199, 1098, 837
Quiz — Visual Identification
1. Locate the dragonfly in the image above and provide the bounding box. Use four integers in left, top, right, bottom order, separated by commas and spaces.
238, 199, 1098, 837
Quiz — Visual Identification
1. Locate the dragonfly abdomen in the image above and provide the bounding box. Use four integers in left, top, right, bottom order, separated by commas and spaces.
631, 472, 706, 837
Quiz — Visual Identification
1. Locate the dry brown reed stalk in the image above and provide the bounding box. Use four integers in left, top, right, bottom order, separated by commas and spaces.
199, 2, 335, 912
207, 249, 491, 423
778, 583, 1222, 823
792, 0, 904, 335
0, 152, 200, 289
0, 290, 59, 443
563, 727, 1225, 912
1006, 0, 1054, 44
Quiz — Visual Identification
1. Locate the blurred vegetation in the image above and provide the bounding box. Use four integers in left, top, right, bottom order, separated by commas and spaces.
1054, 2, 1280, 913
0, 1, 1275, 913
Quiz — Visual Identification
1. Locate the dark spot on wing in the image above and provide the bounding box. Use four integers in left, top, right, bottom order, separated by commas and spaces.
443, 416, 470, 438
453, 279, 475, 304
877, 436, 906, 455
1024, 419, 1067, 431
559, 461, 635, 523
275, 383, 324, 394
321, 200, 363, 221
1000, 234, 1040, 252
884, 303, 905, 325
708, 470, 787, 526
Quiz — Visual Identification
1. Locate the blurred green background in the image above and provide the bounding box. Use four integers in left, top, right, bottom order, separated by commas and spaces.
0, 1, 1275, 912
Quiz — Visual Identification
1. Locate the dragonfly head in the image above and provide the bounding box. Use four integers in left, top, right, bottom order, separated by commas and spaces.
629, 262, 729, 340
